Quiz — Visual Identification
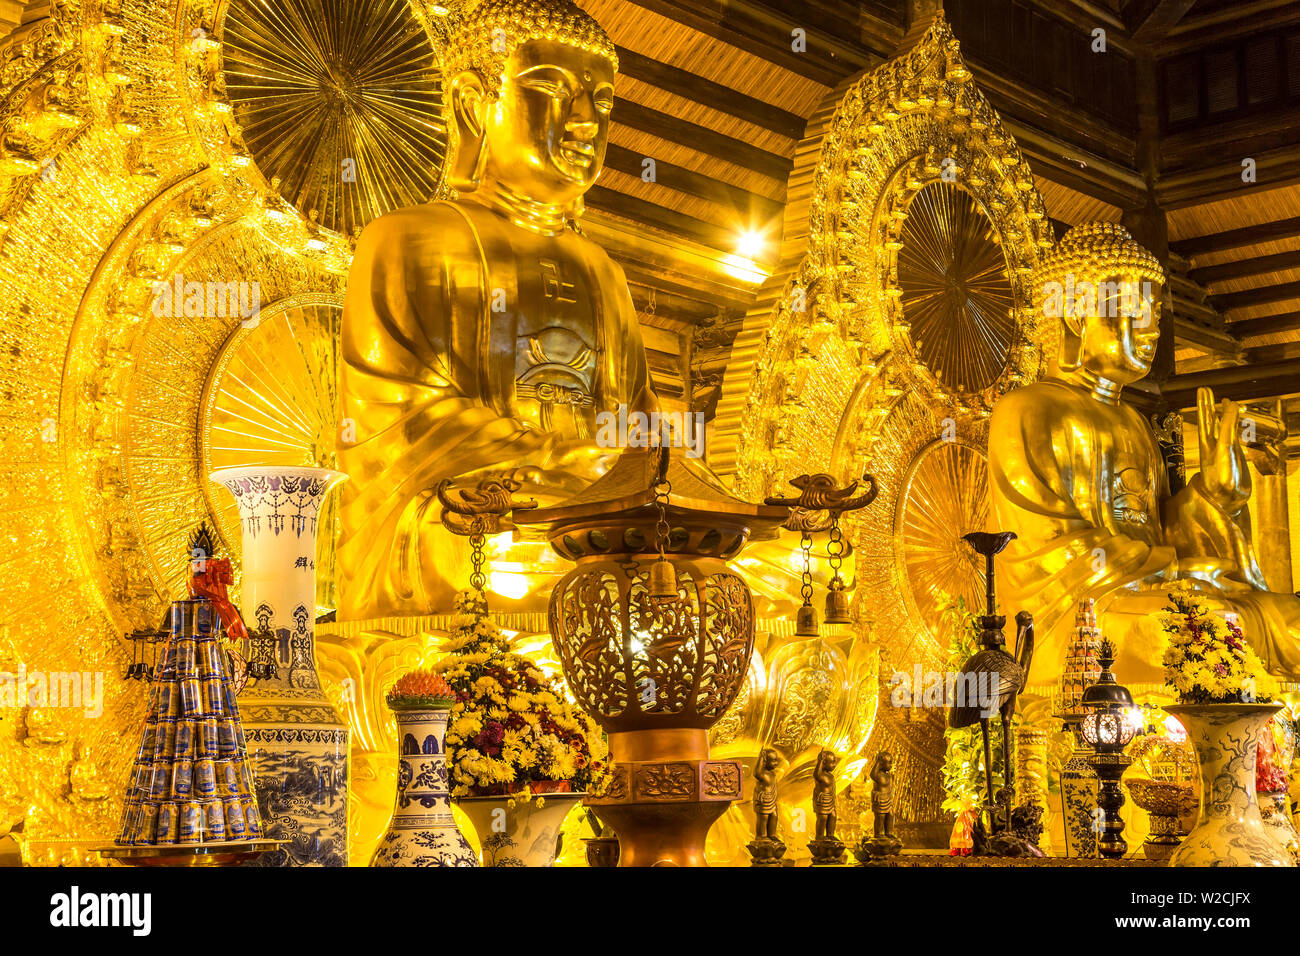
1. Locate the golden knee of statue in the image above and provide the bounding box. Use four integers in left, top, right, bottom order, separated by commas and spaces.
989, 222, 1300, 692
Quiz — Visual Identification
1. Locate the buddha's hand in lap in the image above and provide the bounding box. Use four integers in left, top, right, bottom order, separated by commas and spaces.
456, 439, 616, 509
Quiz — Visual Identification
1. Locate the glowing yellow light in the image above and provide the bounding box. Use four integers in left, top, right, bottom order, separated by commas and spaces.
629, 630, 651, 655
489, 570, 531, 600
788, 549, 817, 574
736, 230, 765, 258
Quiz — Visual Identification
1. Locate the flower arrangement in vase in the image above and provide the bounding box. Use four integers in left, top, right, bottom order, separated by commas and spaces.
1159, 584, 1292, 867
432, 590, 608, 865
1161, 584, 1278, 704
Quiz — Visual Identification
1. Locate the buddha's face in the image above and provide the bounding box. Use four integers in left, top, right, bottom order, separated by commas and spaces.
1074, 273, 1162, 384
482, 38, 614, 203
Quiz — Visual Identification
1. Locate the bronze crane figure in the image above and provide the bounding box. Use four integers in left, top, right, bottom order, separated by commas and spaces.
948, 531, 1035, 834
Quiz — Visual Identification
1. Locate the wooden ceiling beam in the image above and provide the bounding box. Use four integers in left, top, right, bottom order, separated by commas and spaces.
1173, 316, 1244, 359
1190, 251, 1300, 286
1156, 143, 1300, 209
613, 98, 793, 182
581, 207, 763, 313
1212, 282, 1300, 313
1126, 0, 1198, 40
996, 117, 1146, 210
1171, 217, 1300, 258
585, 183, 735, 252
625, 280, 720, 325
1162, 358, 1300, 408
1153, 0, 1300, 53
617, 0, 878, 87
1228, 313, 1300, 338
614, 45, 807, 140
603, 143, 785, 226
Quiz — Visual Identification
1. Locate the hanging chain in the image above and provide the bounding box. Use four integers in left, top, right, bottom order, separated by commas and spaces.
653, 473, 672, 558
827, 513, 844, 587
469, 517, 487, 593
800, 530, 814, 607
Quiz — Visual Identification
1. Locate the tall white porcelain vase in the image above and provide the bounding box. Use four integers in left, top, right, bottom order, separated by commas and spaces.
211, 465, 348, 867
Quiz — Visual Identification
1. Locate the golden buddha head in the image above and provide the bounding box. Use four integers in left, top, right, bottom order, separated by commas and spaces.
1035, 222, 1165, 386
439, 0, 618, 202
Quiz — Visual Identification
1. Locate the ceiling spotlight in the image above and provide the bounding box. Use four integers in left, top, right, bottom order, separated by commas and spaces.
736, 230, 765, 259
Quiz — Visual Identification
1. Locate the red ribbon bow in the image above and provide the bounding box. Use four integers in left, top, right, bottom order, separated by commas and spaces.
188, 557, 249, 643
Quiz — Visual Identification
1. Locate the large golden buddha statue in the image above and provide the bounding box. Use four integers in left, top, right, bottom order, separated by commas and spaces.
337, 0, 656, 620
990, 222, 1300, 686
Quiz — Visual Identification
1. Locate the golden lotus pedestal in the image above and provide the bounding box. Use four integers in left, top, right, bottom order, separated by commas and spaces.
586, 729, 742, 867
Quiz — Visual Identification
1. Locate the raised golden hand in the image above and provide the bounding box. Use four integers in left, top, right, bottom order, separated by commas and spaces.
1196, 386, 1251, 517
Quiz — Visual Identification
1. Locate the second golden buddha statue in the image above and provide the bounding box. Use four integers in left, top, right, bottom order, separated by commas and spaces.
336, 0, 656, 620
990, 222, 1300, 686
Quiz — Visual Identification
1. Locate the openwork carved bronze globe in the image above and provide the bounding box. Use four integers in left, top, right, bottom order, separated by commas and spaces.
524, 448, 788, 736
551, 555, 754, 733
516, 447, 789, 866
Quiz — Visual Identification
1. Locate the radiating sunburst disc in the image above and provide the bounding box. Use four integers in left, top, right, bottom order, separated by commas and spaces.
897, 439, 989, 628
898, 182, 1015, 393
221, 0, 447, 236
199, 296, 343, 609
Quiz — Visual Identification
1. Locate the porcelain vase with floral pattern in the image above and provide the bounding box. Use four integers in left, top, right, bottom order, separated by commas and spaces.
211, 465, 349, 867
458, 791, 583, 867
371, 707, 477, 867
1166, 703, 1294, 868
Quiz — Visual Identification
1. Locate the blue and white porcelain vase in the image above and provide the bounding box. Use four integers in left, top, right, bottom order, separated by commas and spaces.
371, 706, 477, 867
211, 465, 349, 867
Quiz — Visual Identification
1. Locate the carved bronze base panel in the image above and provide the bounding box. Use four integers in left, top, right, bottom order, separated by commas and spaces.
586, 754, 742, 867
590, 800, 731, 867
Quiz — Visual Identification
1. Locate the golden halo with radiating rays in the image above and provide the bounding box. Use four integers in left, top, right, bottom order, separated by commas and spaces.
897, 181, 1016, 394
199, 293, 344, 611
220, 0, 448, 237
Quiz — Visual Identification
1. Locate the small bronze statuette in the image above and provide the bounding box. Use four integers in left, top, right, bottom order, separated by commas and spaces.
746, 748, 787, 867
856, 752, 904, 863
808, 749, 846, 865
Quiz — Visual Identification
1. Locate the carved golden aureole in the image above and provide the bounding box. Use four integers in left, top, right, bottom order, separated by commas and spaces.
0, 0, 364, 857
989, 221, 1300, 686
515, 447, 791, 866
336, 0, 655, 622
706, 13, 1052, 851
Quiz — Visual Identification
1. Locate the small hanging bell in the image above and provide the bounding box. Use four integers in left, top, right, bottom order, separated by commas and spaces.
824, 584, 853, 624
795, 603, 820, 637
648, 557, 677, 601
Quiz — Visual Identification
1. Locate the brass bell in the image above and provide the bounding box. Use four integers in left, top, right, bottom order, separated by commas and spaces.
824, 585, 852, 624
795, 603, 820, 637
648, 557, 677, 601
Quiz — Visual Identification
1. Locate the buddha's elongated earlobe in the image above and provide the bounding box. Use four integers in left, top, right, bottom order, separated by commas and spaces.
447, 71, 489, 193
